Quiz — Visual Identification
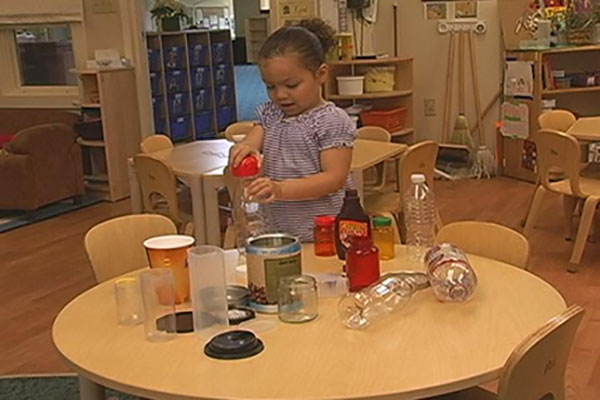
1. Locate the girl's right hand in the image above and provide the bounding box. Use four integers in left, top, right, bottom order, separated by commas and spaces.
229, 143, 262, 168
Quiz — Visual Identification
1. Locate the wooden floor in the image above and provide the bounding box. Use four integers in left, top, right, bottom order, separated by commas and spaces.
1, 177, 599, 399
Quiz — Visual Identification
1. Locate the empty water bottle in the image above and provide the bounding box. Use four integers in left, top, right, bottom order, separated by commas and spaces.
231, 155, 269, 251
338, 272, 429, 329
404, 174, 436, 265
424, 243, 477, 302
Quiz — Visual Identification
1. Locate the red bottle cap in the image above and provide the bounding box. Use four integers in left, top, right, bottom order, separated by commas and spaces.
232, 155, 259, 177
314, 215, 335, 227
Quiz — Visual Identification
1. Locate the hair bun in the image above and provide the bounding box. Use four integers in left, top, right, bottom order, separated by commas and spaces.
297, 18, 336, 54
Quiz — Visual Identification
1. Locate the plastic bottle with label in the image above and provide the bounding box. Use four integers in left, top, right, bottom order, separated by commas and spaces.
334, 189, 371, 260
424, 243, 477, 302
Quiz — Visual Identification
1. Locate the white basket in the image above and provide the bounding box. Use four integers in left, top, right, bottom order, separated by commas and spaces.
336, 76, 364, 96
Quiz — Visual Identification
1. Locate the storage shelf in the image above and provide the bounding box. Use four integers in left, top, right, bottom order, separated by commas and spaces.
77, 138, 106, 147
81, 103, 101, 108
391, 127, 414, 137
542, 44, 600, 55
329, 90, 413, 100
328, 57, 413, 65
543, 86, 600, 95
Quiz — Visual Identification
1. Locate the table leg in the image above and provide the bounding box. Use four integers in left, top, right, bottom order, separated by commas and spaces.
127, 159, 142, 213
203, 175, 225, 246
78, 375, 104, 400
352, 169, 364, 203
189, 176, 207, 245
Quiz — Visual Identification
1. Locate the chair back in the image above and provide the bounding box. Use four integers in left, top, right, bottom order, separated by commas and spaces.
534, 129, 584, 197
225, 121, 255, 142
538, 110, 576, 132
140, 135, 173, 154
134, 154, 181, 223
399, 141, 439, 201
497, 305, 584, 400
436, 221, 530, 269
357, 126, 391, 142
84, 214, 177, 282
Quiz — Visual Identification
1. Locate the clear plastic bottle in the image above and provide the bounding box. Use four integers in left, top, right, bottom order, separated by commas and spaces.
231, 155, 269, 251
404, 173, 436, 265
338, 272, 429, 329
425, 243, 477, 302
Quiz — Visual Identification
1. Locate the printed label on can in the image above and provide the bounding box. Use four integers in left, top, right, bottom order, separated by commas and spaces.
339, 220, 369, 247
263, 255, 301, 304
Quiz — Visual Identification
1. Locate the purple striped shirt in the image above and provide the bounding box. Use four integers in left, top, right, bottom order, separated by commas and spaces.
257, 101, 356, 241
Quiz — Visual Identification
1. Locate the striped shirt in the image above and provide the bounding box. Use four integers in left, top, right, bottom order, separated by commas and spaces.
257, 101, 356, 242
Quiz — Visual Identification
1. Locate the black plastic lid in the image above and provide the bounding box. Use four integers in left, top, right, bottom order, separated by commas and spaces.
204, 330, 264, 360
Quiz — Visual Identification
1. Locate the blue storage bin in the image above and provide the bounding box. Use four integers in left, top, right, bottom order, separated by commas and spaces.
189, 43, 207, 66
148, 48, 161, 71
195, 111, 212, 133
152, 95, 164, 118
191, 67, 209, 89
192, 89, 211, 111
215, 85, 232, 107
211, 42, 230, 64
150, 72, 161, 94
196, 131, 217, 140
154, 116, 166, 134
217, 106, 233, 130
213, 64, 230, 86
163, 46, 186, 69
170, 115, 190, 140
165, 70, 186, 93
168, 93, 188, 116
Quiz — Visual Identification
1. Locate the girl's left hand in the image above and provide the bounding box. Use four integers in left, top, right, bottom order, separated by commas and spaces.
246, 177, 282, 203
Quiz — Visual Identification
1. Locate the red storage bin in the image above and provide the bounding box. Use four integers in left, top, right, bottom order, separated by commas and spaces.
360, 107, 407, 132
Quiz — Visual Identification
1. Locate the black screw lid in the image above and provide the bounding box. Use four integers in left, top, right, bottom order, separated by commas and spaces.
204, 330, 264, 360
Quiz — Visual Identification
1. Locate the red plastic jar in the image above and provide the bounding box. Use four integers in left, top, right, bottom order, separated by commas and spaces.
313, 215, 336, 257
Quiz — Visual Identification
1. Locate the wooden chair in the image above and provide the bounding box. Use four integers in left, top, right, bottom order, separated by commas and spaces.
357, 126, 393, 192
432, 304, 584, 400
524, 129, 600, 270
133, 154, 193, 234
140, 134, 173, 154
538, 109, 576, 131
436, 221, 530, 269
364, 140, 442, 241
84, 214, 177, 283
224, 121, 255, 142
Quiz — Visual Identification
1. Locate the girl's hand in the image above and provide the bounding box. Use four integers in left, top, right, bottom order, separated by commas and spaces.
229, 143, 262, 168
246, 177, 282, 203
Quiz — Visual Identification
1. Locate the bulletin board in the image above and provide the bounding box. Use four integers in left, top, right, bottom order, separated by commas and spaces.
270, 0, 319, 31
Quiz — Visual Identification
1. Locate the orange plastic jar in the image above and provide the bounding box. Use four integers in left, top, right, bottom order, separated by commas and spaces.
313, 215, 336, 257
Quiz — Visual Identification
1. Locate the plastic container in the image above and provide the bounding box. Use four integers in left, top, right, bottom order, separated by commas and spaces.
189, 43, 207, 66
570, 73, 596, 87
192, 89, 211, 111
314, 215, 336, 257
152, 95, 163, 118
168, 93, 188, 116
163, 46, 186, 69
191, 67, 210, 89
196, 130, 216, 140
345, 236, 380, 292
154, 117, 166, 134
147, 48, 161, 71
75, 119, 103, 141
336, 76, 365, 96
404, 174, 435, 265
334, 189, 371, 260
214, 64, 230, 85
169, 115, 190, 140
308, 273, 349, 297
364, 66, 396, 93
194, 111, 212, 133
554, 77, 571, 89
372, 216, 395, 260
360, 107, 407, 132
140, 269, 176, 341
165, 70, 186, 93
217, 106, 233, 129
149, 72, 161, 94
212, 42, 230, 64
425, 243, 477, 302
215, 85, 232, 107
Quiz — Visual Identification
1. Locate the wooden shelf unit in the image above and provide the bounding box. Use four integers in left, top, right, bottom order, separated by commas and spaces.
245, 16, 270, 64
502, 45, 600, 182
324, 57, 414, 143
146, 30, 237, 142
74, 68, 141, 201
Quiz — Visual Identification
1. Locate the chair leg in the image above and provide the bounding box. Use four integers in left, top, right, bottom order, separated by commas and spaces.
562, 195, 578, 241
569, 196, 599, 268
520, 179, 540, 227
523, 186, 546, 237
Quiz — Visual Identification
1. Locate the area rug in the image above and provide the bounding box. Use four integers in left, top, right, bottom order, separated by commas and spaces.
0, 374, 139, 400
0, 196, 101, 234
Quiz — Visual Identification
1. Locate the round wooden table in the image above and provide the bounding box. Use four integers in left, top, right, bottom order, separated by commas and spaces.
53, 245, 565, 400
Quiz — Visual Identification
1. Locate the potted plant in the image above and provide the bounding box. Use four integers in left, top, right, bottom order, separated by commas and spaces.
565, 0, 597, 44
150, 0, 190, 32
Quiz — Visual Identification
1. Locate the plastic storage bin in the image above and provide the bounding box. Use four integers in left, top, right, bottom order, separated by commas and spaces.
75, 119, 103, 141
150, 72, 161, 94
337, 76, 364, 95
217, 106, 233, 130
189, 43, 207, 66
148, 48, 161, 71
168, 93, 188, 116
214, 64, 230, 85
212, 42, 230, 64
195, 111, 212, 133
165, 70, 186, 93
191, 67, 209, 89
154, 116, 166, 134
360, 107, 407, 132
192, 89, 211, 111
163, 46, 186, 69
196, 131, 217, 140
152, 95, 164, 118
215, 85, 232, 107
170, 115, 190, 140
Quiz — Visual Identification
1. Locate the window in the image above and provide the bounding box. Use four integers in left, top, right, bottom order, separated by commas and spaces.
13, 25, 76, 86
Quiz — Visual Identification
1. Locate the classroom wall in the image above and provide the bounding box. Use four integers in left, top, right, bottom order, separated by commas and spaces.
233, 0, 261, 38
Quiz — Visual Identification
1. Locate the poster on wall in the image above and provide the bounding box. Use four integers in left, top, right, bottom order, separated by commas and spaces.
276, 0, 317, 27
454, 1, 478, 18
504, 61, 534, 97
501, 101, 529, 139
424, 3, 450, 20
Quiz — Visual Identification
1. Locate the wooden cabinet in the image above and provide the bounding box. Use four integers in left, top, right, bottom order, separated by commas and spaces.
147, 30, 237, 142
75, 68, 141, 201
324, 57, 414, 143
502, 45, 600, 182
245, 16, 269, 64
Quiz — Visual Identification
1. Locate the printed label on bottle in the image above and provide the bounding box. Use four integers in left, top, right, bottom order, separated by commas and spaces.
339, 220, 369, 247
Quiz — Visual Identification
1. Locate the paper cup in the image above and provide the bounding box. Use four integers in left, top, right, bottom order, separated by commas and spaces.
144, 235, 195, 304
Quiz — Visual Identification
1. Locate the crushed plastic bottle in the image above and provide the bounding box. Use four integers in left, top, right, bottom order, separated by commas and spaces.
424, 243, 477, 302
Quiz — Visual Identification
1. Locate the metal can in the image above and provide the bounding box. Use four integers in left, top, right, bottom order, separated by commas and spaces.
246, 233, 302, 311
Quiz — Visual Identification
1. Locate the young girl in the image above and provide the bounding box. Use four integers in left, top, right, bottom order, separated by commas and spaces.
229, 18, 356, 242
